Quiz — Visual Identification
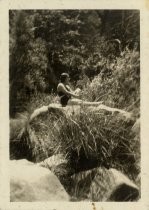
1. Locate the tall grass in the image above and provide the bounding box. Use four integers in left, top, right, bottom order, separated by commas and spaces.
48, 109, 139, 180
14, 107, 138, 182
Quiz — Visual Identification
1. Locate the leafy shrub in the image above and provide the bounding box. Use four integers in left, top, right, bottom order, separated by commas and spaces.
81, 49, 140, 116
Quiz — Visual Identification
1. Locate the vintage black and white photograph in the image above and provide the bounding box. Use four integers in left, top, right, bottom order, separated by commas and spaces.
9, 9, 140, 202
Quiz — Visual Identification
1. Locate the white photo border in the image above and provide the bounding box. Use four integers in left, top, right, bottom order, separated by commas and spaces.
0, 0, 149, 209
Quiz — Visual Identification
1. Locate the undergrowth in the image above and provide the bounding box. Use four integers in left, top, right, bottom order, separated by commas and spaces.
81, 49, 140, 117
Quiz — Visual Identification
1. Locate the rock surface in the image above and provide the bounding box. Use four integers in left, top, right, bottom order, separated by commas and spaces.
70, 167, 139, 201
89, 168, 139, 201
29, 103, 133, 122
10, 159, 70, 201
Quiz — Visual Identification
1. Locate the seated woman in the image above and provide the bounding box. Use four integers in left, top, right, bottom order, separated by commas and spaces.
57, 73, 103, 107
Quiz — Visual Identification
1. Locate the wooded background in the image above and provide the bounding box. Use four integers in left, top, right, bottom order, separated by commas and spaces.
9, 10, 140, 117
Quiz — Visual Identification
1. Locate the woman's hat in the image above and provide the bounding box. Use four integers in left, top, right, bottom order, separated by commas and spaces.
60, 73, 69, 82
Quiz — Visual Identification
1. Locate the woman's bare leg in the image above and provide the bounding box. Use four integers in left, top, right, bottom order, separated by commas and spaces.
68, 99, 103, 106
81, 101, 103, 106
67, 99, 82, 105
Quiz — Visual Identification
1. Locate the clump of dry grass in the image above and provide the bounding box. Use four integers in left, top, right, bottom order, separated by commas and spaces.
46, 109, 139, 181
10, 105, 140, 182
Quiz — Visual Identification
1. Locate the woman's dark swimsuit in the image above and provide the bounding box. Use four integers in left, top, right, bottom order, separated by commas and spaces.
58, 86, 71, 107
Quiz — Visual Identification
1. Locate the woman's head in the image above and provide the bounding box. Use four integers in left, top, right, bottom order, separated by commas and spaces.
60, 73, 70, 83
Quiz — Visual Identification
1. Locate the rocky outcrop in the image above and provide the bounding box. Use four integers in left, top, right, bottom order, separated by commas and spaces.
29, 104, 64, 122
36, 156, 139, 202
29, 103, 133, 123
10, 159, 70, 201
9, 104, 140, 202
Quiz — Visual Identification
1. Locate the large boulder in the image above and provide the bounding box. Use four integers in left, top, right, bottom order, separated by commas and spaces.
89, 168, 139, 201
69, 167, 139, 201
10, 159, 70, 201
29, 103, 133, 122
29, 104, 65, 122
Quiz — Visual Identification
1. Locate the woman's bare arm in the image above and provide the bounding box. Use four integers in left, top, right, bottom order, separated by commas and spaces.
57, 83, 79, 98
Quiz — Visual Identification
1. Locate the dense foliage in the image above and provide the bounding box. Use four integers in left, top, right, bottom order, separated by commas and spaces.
9, 10, 140, 116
